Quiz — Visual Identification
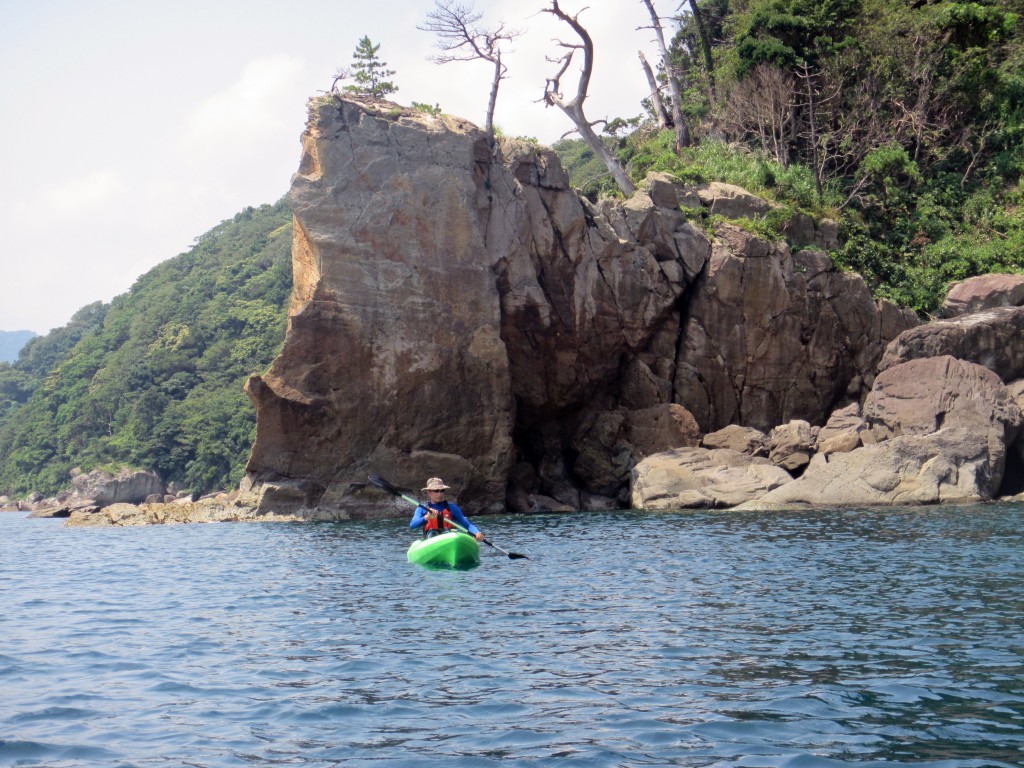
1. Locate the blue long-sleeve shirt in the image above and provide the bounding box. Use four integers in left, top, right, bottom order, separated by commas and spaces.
409, 501, 479, 536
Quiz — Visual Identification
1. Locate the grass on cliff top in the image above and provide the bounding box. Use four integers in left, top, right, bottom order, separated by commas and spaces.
552, 129, 1024, 316
553, 130, 838, 216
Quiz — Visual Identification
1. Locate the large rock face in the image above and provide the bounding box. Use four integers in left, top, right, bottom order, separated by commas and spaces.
674, 230, 918, 432
244, 97, 923, 516
246, 99, 515, 516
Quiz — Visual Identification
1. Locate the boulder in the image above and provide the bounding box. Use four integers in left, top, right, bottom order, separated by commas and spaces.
568, 411, 628, 496
815, 402, 864, 456
641, 172, 680, 209
71, 468, 164, 507
768, 420, 816, 472
701, 424, 769, 455
631, 447, 793, 510
737, 428, 995, 508
940, 274, 1024, 318
571, 404, 701, 495
863, 356, 1021, 481
878, 306, 1024, 382
738, 356, 1023, 507
695, 182, 773, 219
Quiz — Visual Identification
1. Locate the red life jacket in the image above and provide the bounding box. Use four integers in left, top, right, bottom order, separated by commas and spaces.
422, 502, 453, 536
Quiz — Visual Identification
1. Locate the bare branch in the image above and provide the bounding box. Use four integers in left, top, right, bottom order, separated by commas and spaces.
418, 0, 523, 136
541, 0, 635, 195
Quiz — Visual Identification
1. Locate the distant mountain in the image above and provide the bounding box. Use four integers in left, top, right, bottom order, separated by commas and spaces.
0, 330, 36, 363
0, 199, 292, 497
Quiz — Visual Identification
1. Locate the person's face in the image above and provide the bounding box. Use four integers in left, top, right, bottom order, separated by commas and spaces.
427, 489, 445, 502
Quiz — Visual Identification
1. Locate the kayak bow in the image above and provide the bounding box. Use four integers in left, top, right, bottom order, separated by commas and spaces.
407, 531, 481, 569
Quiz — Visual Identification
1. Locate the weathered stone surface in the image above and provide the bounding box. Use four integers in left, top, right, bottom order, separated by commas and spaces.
863, 356, 1021, 482
768, 420, 817, 472
641, 172, 680, 209
66, 500, 301, 527
815, 402, 864, 456
71, 468, 164, 507
878, 306, 1024, 382
674, 226, 919, 432
245, 98, 515, 515
737, 428, 994, 508
695, 182, 773, 218
940, 274, 1024, 318
631, 447, 792, 510
25, 468, 165, 517
245, 97, 723, 514
243, 96, 934, 514
571, 404, 701, 495
701, 424, 769, 455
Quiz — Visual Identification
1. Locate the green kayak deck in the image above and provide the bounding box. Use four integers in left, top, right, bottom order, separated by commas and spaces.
407, 531, 480, 569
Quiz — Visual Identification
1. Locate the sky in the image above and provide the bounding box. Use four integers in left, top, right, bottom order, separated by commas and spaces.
0, 0, 672, 334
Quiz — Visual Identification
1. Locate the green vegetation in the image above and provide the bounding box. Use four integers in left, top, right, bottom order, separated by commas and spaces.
411, 101, 443, 116
344, 36, 398, 98
0, 201, 292, 497
552, 0, 1024, 315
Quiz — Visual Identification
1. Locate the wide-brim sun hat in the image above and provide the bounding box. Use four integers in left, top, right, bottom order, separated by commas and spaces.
422, 477, 450, 491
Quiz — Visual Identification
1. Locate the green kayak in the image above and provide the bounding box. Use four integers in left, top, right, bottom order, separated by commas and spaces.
407, 531, 481, 569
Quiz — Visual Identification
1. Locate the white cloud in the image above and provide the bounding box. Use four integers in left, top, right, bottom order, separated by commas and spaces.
39, 169, 128, 218
180, 54, 307, 163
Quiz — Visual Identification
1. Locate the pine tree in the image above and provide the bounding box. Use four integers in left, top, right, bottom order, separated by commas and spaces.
343, 36, 398, 98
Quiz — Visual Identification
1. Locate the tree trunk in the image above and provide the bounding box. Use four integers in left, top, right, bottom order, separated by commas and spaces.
573, 106, 636, 195
642, 0, 690, 150
639, 51, 670, 129
688, 0, 716, 105
544, 1, 636, 196
485, 55, 502, 137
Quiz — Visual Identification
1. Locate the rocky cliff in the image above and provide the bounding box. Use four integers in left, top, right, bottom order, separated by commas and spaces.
242, 97, 918, 519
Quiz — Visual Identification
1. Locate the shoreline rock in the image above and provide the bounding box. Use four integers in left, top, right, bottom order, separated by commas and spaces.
66, 500, 301, 527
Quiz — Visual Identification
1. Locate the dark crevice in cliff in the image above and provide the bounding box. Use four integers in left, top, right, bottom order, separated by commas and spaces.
999, 447, 1024, 496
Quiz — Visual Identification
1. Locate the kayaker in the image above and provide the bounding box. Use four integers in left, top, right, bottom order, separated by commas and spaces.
410, 477, 485, 541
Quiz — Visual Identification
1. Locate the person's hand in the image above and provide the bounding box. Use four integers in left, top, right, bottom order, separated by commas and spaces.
426, 510, 437, 521
474, 532, 485, 541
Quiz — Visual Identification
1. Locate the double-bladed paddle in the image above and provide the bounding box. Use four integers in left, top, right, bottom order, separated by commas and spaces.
368, 474, 530, 560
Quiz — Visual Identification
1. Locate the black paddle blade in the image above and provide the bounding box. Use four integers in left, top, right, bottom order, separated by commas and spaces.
368, 474, 401, 496
507, 552, 530, 560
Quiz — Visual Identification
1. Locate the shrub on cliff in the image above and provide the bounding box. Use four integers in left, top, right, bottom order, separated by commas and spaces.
0, 200, 292, 497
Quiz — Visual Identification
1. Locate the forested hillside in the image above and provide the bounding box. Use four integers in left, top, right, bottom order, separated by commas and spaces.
0, 201, 292, 496
553, 0, 1023, 313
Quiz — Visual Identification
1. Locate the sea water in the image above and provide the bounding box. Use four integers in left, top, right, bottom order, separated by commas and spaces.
1, 505, 1022, 767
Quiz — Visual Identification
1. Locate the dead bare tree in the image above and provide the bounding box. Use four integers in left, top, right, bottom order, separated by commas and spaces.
639, 50, 671, 128
640, 0, 690, 150
419, 0, 522, 137
543, 1, 636, 196
719, 63, 796, 166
